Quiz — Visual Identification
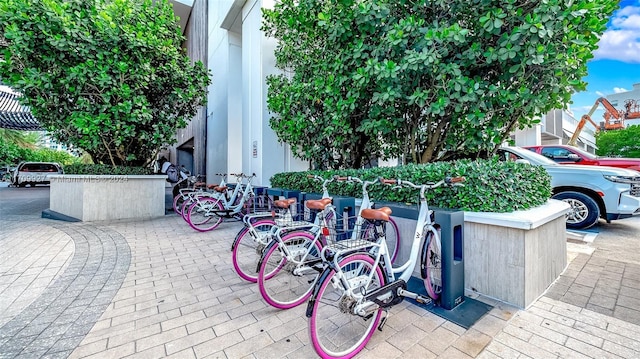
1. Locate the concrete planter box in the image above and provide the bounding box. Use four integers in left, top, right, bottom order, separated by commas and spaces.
379, 199, 570, 309
49, 175, 167, 221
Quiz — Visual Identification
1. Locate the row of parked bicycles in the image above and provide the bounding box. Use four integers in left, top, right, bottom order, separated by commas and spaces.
171, 172, 464, 358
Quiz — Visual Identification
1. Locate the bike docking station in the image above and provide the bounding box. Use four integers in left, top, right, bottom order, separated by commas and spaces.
376, 201, 493, 329
266, 188, 302, 218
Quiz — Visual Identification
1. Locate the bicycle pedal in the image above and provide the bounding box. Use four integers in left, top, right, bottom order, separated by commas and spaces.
415, 295, 432, 305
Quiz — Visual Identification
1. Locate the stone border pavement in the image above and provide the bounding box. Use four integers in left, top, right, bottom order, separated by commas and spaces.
0, 221, 130, 358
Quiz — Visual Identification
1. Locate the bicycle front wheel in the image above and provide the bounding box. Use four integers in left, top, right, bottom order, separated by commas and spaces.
309, 253, 386, 359
422, 230, 442, 300
258, 231, 321, 309
173, 190, 194, 216
232, 219, 277, 282
187, 197, 224, 232
180, 196, 196, 222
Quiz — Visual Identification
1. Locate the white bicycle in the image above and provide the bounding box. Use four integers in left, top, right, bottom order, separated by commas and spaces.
306, 176, 464, 359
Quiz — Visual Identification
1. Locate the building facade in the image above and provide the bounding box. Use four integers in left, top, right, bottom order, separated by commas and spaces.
205, 0, 307, 186
514, 108, 597, 153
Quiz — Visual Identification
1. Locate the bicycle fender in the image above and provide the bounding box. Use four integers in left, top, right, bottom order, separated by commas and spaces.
305, 266, 335, 318
256, 237, 280, 274
419, 230, 433, 279
231, 226, 249, 251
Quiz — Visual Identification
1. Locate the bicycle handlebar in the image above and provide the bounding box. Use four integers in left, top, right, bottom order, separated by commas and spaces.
379, 176, 465, 190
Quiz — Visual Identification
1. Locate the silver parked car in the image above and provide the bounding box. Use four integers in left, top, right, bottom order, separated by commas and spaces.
498, 146, 640, 229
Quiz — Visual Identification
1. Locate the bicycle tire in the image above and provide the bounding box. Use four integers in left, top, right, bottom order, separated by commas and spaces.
360, 217, 400, 264
422, 230, 442, 300
309, 253, 385, 359
258, 230, 321, 309
231, 218, 277, 282
186, 196, 212, 226
181, 196, 197, 222
172, 190, 193, 216
183, 192, 215, 223
186, 197, 224, 232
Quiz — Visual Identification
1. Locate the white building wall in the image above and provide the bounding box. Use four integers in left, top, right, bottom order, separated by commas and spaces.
206, 0, 233, 182
205, 0, 307, 187
514, 126, 541, 146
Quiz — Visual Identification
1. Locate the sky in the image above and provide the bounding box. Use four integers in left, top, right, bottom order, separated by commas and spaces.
569, 0, 640, 126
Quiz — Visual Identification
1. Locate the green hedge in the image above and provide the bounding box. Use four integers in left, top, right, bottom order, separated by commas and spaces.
64, 164, 154, 176
270, 159, 551, 212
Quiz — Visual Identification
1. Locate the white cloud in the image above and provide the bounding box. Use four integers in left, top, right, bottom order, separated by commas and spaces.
593, 5, 640, 63
615, 3, 640, 18
612, 14, 640, 29
613, 87, 628, 93
596, 91, 607, 97
593, 29, 640, 63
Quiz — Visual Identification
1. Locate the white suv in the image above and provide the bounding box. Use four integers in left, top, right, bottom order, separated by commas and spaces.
11, 162, 64, 187
499, 147, 640, 229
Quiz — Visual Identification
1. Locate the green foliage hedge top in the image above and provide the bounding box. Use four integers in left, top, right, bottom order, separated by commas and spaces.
64, 164, 153, 176
270, 159, 551, 213
596, 125, 640, 158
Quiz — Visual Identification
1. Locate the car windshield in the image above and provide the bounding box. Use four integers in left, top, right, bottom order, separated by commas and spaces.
499, 147, 560, 166
568, 146, 598, 159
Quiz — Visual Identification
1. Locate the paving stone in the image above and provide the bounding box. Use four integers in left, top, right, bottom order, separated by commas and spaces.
164, 328, 216, 356
193, 329, 244, 358
451, 328, 492, 357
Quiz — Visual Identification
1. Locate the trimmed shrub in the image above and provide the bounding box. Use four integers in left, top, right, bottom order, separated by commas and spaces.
270, 159, 551, 212
64, 164, 154, 176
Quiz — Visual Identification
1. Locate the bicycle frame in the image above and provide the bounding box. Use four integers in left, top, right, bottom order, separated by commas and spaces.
193, 174, 254, 218
257, 202, 338, 279
215, 174, 246, 209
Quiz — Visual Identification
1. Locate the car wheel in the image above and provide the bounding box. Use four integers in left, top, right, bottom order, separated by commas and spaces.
552, 191, 600, 229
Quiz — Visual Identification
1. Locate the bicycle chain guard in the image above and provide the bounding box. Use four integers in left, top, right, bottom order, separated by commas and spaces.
364, 279, 407, 309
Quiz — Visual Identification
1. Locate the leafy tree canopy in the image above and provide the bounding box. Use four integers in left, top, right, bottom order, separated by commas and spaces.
263, 0, 616, 169
596, 125, 640, 158
0, 0, 211, 166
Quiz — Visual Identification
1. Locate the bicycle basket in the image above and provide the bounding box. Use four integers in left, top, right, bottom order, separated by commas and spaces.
322, 217, 385, 253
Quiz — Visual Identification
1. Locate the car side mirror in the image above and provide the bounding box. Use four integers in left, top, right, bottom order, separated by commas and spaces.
567, 154, 580, 162
515, 159, 531, 165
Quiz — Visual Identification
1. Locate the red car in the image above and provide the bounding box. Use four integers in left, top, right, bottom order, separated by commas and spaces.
523, 145, 640, 172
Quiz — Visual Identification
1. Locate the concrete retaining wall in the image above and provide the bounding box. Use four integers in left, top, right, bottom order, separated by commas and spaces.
49, 175, 166, 221
390, 199, 570, 308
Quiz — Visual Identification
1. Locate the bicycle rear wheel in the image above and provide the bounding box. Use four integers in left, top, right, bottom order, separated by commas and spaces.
232, 219, 277, 282
187, 197, 224, 232
309, 253, 385, 359
421, 230, 442, 300
258, 231, 321, 309
361, 218, 400, 264
385, 217, 400, 264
